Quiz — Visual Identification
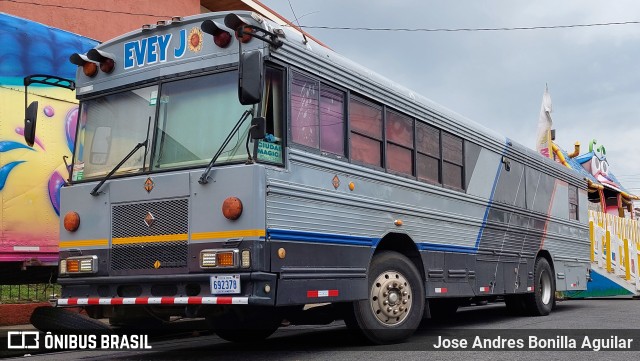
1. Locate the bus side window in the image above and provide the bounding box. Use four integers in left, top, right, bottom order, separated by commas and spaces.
289, 70, 346, 157
257, 68, 284, 164
349, 96, 383, 167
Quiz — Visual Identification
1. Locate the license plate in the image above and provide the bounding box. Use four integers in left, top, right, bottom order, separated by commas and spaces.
210, 274, 240, 295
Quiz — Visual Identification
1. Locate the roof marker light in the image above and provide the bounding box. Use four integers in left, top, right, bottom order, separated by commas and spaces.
69, 53, 98, 77
87, 49, 116, 74
201, 20, 232, 48
224, 13, 254, 43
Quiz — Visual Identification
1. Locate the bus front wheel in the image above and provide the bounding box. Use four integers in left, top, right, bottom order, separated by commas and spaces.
349, 251, 424, 344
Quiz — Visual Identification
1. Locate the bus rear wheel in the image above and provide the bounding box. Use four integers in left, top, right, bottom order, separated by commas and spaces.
525, 257, 554, 316
349, 251, 424, 344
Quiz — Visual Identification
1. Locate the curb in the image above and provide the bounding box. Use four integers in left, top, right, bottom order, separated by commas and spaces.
0, 303, 51, 327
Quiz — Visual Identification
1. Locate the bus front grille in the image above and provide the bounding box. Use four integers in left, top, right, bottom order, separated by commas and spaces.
111, 198, 189, 271
111, 241, 188, 271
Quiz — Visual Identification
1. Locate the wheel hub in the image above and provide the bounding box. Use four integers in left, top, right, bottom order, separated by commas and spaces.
370, 270, 412, 326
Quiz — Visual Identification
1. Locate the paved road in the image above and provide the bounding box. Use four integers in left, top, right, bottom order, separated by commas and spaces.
3, 298, 640, 360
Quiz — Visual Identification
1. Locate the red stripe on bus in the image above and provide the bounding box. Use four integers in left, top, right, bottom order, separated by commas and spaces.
87, 298, 100, 305
111, 298, 123, 305
188, 297, 203, 304
307, 290, 319, 298
328, 290, 339, 297
135, 297, 149, 304
216, 297, 233, 304
160, 297, 173, 304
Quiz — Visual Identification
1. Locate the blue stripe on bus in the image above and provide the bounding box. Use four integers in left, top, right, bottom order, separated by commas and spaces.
473, 139, 510, 250
417, 243, 477, 254
267, 229, 377, 246
268, 229, 478, 254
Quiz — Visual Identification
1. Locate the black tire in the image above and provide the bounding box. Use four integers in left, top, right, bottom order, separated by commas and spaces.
504, 294, 527, 316
524, 257, 555, 316
109, 315, 167, 329
428, 299, 458, 320
349, 251, 425, 344
30, 306, 111, 332
207, 306, 281, 343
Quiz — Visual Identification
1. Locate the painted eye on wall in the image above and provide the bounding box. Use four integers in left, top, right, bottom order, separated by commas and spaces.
592, 157, 601, 172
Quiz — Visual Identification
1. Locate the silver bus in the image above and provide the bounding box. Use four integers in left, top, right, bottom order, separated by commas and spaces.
24, 11, 590, 344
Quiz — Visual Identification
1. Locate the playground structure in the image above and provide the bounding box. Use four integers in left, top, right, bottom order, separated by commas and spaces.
551, 140, 640, 297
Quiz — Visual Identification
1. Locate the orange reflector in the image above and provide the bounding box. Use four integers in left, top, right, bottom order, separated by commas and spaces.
222, 197, 243, 220
64, 211, 81, 232
216, 252, 235, 267
67, 259, 80, 273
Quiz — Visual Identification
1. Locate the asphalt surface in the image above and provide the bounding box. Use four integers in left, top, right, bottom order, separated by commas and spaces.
2, 298, 640, 360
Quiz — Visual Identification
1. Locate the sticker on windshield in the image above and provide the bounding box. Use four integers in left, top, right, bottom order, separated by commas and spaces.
149, 90, 157, 106
257, 140, 282, 163
72, 162, 85, 181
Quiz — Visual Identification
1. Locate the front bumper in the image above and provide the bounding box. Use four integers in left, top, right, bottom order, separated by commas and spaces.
56, 271, 277, 307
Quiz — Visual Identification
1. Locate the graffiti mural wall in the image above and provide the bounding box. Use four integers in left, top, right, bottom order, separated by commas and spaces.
0, 13, 97, 265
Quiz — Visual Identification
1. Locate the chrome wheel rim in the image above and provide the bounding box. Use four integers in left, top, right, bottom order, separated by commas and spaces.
540, 270, 552, 305
370, 270, 412, 326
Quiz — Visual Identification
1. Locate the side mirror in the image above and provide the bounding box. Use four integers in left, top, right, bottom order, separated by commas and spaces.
24, 101, 39, 147
238, 51, 263, 105
250, 117, 266, 140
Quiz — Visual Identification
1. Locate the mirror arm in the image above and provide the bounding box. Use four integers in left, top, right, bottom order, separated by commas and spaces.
245, 124, 257, 164
239, 25, 283, 49
63, 155, 71, 185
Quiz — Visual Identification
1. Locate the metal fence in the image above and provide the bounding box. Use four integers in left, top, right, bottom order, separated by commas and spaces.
0, 283, 60, 304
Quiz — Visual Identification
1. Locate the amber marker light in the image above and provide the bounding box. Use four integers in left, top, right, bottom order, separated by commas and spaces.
216, 251, 235, 267
222, 197, 243, 220
66, 259, 80, 273
64, 211, 80, 232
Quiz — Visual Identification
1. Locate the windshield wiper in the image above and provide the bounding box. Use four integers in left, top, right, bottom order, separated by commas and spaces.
198, 109, 252, 185
90, 140, 148, 196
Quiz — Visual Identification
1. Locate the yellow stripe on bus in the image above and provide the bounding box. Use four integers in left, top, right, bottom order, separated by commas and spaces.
112, 234, 188, 245
191, 229, 266, 241
59, 239, 109, 248
59, 230, 264, 248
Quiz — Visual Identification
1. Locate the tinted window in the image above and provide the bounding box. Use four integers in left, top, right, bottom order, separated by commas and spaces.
386, 110, 413, 175
319, 85, 345, 155
290, 72, 319, 148
350, 96, 383, 167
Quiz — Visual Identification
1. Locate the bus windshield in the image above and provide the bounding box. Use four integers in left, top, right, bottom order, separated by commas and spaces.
72, 71, 250, 181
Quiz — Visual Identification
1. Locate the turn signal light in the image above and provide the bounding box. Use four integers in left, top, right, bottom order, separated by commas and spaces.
60, 256, 98, 275
64, 211, 80, 232
216, 252, 235, 267
200, 249, 239, 268
67, 259, 80, 273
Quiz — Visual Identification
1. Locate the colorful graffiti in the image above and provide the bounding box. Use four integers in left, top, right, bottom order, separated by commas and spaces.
0, 13, 97, 264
